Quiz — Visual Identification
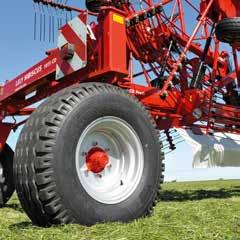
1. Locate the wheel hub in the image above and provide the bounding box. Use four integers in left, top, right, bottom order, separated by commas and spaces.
76, 116, 144, 204
86, 147, 109, 173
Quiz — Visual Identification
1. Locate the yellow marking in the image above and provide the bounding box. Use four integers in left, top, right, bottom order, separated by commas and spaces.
113, 14, 124, 25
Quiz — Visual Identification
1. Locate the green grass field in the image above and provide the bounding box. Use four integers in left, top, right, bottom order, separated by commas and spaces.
1, 179, 240, 240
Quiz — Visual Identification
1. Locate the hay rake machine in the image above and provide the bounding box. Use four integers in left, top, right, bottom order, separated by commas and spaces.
0, 0, 239, 226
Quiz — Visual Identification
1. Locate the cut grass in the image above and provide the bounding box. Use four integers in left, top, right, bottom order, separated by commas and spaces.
1, 179, 240, 240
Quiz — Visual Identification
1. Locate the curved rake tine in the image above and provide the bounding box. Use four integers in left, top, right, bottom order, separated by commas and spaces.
52, 14, 55, 42
47, 4, 52, 43
33, 3, 37, 41
39, 3, 42, 42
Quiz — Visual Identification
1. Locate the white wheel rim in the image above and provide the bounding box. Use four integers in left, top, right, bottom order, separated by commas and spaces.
75, 116, 144, 204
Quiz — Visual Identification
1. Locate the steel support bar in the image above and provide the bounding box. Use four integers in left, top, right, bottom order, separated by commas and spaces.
160, 0, 214, 95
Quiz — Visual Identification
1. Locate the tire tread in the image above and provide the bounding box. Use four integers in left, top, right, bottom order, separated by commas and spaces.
14, 83, 164, 226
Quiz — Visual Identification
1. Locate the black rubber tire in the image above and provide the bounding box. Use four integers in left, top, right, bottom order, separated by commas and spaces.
14, 83, 164, 227
85, 0, 117, 12
215, 17, 240, 43
0, 144, 15, 206
85, 0, 102, 12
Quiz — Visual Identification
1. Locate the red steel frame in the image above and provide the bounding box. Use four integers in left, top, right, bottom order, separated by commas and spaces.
0, 0, 240, 151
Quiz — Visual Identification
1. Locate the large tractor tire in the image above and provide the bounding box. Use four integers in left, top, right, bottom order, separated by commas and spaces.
85, 0, 118, 13
14, 83, 164, 227
85, 0, 107, 12
215, 17, 240, 44
85, 0, 101, 12
0, 144, 15, 206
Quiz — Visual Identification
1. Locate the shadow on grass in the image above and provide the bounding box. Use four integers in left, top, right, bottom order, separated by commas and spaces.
159, 187, 240, 202
9, 221, 34, 230
5, 203, 25, 213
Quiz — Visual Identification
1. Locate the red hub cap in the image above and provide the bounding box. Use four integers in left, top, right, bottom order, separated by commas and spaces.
86, 147, 109, 173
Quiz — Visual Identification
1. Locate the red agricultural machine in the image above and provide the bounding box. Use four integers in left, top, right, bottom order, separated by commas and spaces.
0, 0, 240, 226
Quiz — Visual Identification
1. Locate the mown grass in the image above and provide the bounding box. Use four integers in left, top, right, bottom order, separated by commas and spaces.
1, 179, 240, 240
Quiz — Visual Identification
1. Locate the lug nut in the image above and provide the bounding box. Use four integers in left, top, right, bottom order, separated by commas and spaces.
82, 152, 87, 157
107, 163, 112, 168
82, 166, 89, 172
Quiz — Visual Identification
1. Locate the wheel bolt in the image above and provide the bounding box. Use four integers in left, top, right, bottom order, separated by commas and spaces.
97, 174, 102, 178
92, 142, 98, 146
82, 152, 87, 157
105, 148, 110, 152
83, 166, 89, 172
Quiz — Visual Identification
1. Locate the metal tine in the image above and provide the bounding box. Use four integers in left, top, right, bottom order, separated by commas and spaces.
44, 4, 47, 42
60, 8, 63, 27
58, 0, 62, 26
33, 0, 74, 42
162, 145, 170, 150
59, 0, 64, 28
64, 6, 70, 25
52, 14, 55, 42
60, 0, 64, 27
162, 146, 171, 151
34, 12, 37, 40
173, 140, 185, 145
63, 0, 71, 24
160, 134, 181, 142
39, 2, 42, 42
50, 3, 55, 43
49, 6, 52, 42
55, 1, 61, 30
40, 2, 46, 42
33, 2, 37, 41
43, 11, 46, 42
54, 0, 61, 28
164, 150, 174, 155
62, 0, 65, 25
65, 10, 68, 24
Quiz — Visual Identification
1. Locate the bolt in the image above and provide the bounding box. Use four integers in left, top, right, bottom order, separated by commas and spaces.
211, 108, 217, 114
163, 91, 168, 97
82, 166, 89, 172
192, 108, 202, 120
98, 174, 102, 178
107, 163, 112, 168
160, 91, 168, 100
208, 129, 214, 135
214, 86, 219, 93
178, 63, 183, 71
120, 180, 124, 186
210, 118, 215, 124
92, 142, 98, 146
105, 148, 110, 152
82, 152, 87, 157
